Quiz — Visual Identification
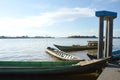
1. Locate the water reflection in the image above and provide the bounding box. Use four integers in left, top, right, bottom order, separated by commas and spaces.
87, 50, 97, 54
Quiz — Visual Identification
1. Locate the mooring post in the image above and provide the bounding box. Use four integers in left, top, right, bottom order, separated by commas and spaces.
104, 20, 108, 57
96, 11, 117, 59
98, 16, 104, 58
107, 18, 113, 57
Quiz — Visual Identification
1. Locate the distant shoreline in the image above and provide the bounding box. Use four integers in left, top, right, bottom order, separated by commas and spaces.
0, 36, 119, 39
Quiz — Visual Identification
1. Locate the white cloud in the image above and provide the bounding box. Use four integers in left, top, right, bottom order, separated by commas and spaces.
31, 4, 48, 9
98, 0, 119, 2
0, 7, 95, 36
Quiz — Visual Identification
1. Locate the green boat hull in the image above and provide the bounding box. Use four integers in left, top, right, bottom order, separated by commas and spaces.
0, 61, 79, 74
0, 58, 108, 75
0, 61, 78, 67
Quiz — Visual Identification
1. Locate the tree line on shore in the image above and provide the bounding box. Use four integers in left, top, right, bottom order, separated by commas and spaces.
68, 35, 97, 38
0, 35, 120, 39
67, 35, 120, 39
0, 36, 54, 39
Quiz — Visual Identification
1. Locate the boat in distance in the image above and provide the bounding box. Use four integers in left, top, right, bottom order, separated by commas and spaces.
54, 41, 104, 52
0, 58, 109, 75
54, 44, 97, 52
46, 47, 84, 61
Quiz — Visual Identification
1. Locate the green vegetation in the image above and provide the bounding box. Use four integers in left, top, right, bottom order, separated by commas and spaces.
68, 35, 97, 38
0, 36, 54, 39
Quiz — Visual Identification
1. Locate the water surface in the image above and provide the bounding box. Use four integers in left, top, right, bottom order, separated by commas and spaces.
0, 38, 119, 61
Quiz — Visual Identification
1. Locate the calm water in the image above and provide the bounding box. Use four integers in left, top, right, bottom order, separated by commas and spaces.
0, 38, 120, 61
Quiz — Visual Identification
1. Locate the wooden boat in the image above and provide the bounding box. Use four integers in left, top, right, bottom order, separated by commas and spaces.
46, 47, 84, 61
54, 44, 97, 52
87, 53, 97, 60
0, 58, 109, 75
87, 50, 120, 60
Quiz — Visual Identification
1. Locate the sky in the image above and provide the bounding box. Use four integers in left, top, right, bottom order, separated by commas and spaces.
0, 0, 119, 37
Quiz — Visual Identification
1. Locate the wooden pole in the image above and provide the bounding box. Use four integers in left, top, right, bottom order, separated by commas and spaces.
98, 16, 104, 59
104, 20, 108, 57
107, 18, 113, 57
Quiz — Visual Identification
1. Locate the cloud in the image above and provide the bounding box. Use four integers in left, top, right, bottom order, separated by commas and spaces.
48, 7, 95, 21
0, 7, 95, 27
0, 7, 95, 36
98, 0, 119, 2
31, 4, 48, 9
